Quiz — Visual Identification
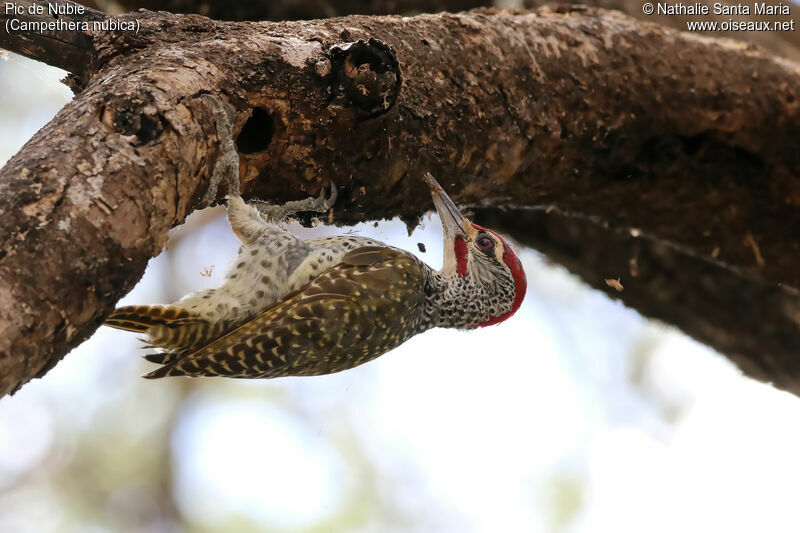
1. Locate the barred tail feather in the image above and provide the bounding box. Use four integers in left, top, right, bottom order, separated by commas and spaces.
142, 321, 239, 378
107, 306, 248, 379
105, 305, 198, 332
143, 353, 177, 365
143, 347, 192, 366
143, 365, 178, 379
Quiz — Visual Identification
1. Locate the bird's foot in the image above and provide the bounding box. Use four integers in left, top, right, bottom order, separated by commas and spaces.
251, 183, 337, 223
201, 94, 240, 207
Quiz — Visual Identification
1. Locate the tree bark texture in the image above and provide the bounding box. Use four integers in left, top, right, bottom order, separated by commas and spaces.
524, 0, 800, 61
0, 4, 798, 396
91, 0, 491, 21
86, 0, 800, 60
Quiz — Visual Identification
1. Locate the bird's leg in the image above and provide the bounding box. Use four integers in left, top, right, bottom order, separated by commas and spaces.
226, 196, 273, 246
199, 95, 264, 246
201, 94, 240, 206
250, 184, 337, 224
199, 93, 336, 241
226, 186, 338, 246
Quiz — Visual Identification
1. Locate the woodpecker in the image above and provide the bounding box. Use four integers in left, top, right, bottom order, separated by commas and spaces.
105, 172, 526, 379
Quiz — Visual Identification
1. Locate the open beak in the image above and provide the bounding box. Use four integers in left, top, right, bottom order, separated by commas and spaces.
423, 172, 471, 240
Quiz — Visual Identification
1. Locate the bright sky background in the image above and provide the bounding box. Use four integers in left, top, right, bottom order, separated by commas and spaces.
1, 52, 800, 533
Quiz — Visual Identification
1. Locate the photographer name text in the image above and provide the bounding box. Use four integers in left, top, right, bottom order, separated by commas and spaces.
656, 2, 789, 15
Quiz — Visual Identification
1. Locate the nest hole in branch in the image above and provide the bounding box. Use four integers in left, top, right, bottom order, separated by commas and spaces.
236, 107, 274, 154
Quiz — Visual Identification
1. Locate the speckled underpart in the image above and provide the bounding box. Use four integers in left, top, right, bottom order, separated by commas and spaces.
171, 196, 382, 329
106, 179, 526, 379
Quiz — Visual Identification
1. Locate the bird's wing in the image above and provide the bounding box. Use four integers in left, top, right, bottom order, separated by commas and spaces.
144, 247, 426, 379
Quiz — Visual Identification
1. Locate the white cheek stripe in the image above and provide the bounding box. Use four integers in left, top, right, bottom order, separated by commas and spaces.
494, 240, 505, 264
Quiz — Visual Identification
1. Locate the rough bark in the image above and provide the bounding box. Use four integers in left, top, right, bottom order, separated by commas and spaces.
90, 0, 490, 21
524, 0, 800, 61
86, 0, 800, 61
0, 5, 798, 396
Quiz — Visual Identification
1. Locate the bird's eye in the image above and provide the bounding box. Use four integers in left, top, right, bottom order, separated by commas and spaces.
477, 235, 494, 251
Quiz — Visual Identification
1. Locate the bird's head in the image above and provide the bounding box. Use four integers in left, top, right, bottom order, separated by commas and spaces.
423, 172, 527, 327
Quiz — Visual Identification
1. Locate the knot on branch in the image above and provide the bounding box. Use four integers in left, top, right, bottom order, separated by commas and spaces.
329, 38, 401, 118
101, 92, 165, 145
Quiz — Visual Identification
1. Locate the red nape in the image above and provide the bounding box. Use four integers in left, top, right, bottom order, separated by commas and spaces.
454, 235, 468, 276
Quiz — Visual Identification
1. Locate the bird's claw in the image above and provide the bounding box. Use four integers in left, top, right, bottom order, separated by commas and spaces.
320, 182, 338, 211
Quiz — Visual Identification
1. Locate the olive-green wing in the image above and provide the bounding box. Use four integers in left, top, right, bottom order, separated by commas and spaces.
144, 247, 426, 379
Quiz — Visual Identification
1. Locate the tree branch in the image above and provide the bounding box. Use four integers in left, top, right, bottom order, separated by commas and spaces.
0, 0, 104, 80
525, 0, 800, 61
1, 6, 798, 396
90, 0, 491, 21
82, 0, 800, 61
477, 207, 800, 393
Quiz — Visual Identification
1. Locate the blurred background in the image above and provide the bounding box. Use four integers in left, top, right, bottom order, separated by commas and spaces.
2, 53, 800, 533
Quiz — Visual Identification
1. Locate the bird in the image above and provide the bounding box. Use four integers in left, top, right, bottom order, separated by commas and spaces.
104, 173, 526, 379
